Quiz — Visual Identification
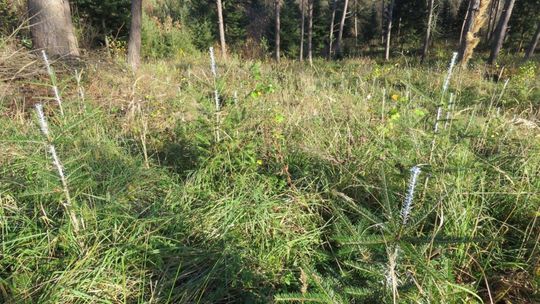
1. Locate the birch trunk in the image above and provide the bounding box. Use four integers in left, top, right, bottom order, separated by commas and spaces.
384, 0, 395, 61
328, 0, 337, 58
300, 0, 305, 61
336, 0, 350, 56
308, 0, 314, 65
275, 0, 281, 62
353, 0, 358, 47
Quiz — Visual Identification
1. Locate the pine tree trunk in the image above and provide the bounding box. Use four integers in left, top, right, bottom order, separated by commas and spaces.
486, 0, 494, 40
275, 0, 281, 62
336, 0, 350, 57
485, 0, 497, 41
27, 0, 79, 57
300, 0, 305, 61
421, 0, 435, 63
381, 0, 385, 44
458, 0, 491, 66
524, 22, 540, 60
216, 0, 227, 58
328, 0, 337, 59
459, 0, 480, 45
488, 0, 515, 64
384, 0, 395, 61
458, 0, 479, 64
396, 17, 402, 46
127, 0, 142, 71
488, 0, 501, 41
459, 0, 473, 44
308, 0, 314, 65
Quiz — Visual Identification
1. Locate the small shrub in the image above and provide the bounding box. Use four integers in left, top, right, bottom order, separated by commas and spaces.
142, 15, 196, 59
0, 0, 20, 35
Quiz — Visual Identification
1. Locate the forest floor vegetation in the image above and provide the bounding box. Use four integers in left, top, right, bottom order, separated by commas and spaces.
1, 40, 539, 303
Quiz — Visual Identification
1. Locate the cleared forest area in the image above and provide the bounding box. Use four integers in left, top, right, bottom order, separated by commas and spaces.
1, 0, 539, 303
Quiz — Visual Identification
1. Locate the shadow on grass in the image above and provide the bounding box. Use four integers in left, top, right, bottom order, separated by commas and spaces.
150, 241, 274, 303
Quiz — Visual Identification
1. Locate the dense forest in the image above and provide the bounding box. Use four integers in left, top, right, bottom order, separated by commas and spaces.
0, 0, 539, 303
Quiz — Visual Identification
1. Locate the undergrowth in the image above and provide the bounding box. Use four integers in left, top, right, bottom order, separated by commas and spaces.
0, 44, 539, 303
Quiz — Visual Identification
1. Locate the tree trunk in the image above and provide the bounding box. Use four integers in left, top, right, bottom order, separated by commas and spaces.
381, 0, 385, 44
27, 0, 79, 57
102, 19, 112, 58
216, 0, 227, 58
488, 0, 501, 41
328, 0, 337, 59
127, 0, 142, 71
275, 0, 281, 62
458, 0, 479, 64
421, 0, 435, 63
308, 0, 314, 65
524, 22, 540, 60
396, 17, 402, 46
459, 0, 471, 45
353, 0, 358, 47
336, 0, 350, 57
485, 0, 494, 41
300, 0, 305, 61
488, 0, 515, 64
485, 0, 497, 41
384, 0, 395, 61
457, 0, 491, 66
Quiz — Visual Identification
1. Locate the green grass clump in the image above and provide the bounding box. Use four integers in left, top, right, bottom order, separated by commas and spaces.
1, 47, 539, 303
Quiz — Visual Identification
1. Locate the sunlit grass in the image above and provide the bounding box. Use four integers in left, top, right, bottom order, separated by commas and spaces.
1, 46, 539, 303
